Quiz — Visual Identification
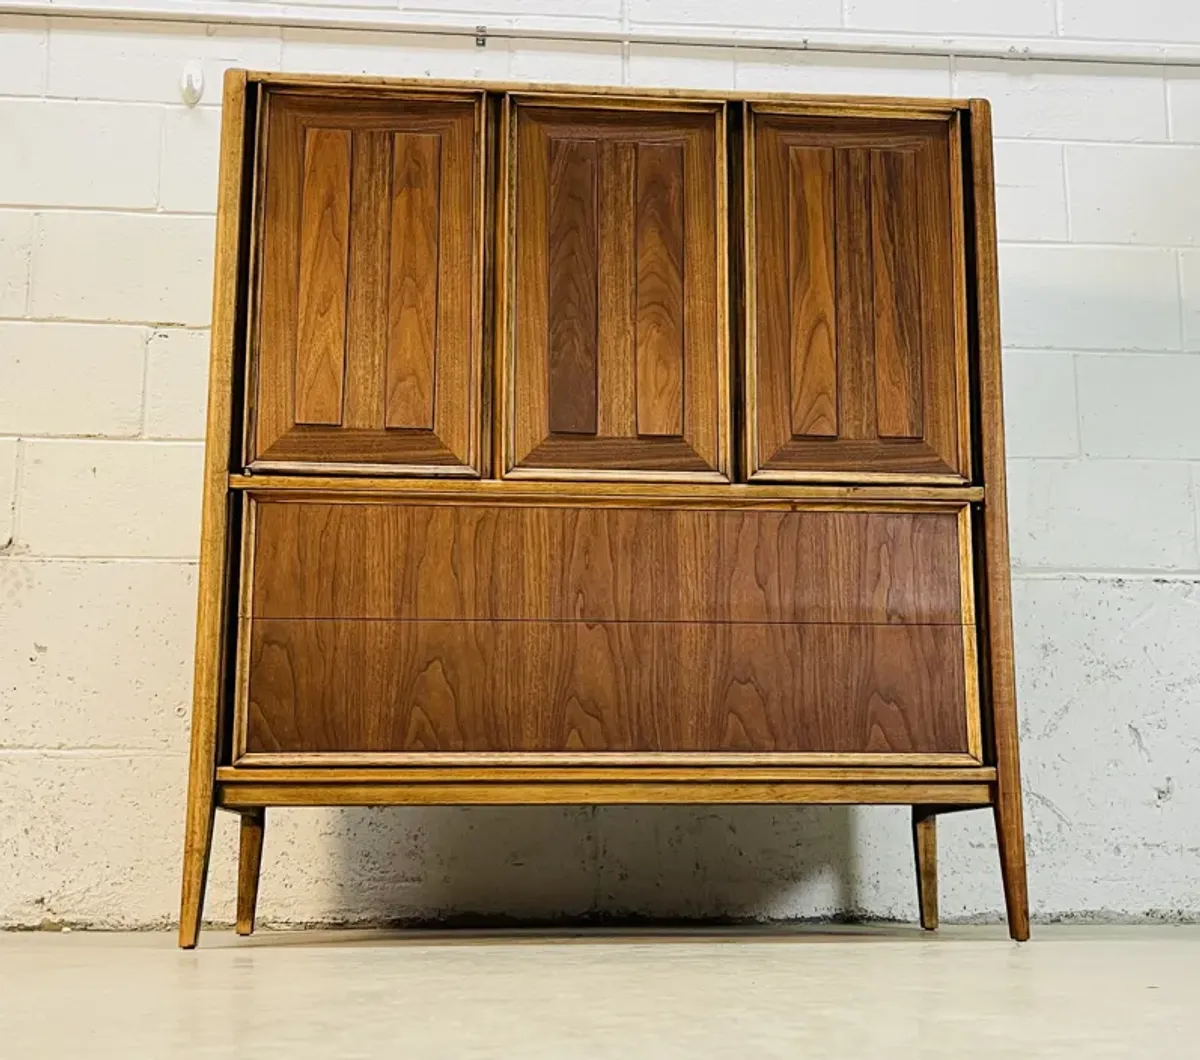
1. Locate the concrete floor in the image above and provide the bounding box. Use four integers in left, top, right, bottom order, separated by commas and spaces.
1, 926, 1195, 1058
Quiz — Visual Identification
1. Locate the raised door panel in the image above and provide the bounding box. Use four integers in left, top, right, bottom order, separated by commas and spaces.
500, 96, 730, 481
746, 109, 970, 483
250, 90, 485, 475
237, 496, 979, 763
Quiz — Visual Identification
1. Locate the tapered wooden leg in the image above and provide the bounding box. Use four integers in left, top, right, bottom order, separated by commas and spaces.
912, 807, 939, 931
178, 775, 216, 949
236, 809, 266, 936
994, 798, 1030, 941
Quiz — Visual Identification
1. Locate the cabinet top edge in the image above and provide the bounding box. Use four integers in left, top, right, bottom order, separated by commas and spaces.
240, 69, 974, 113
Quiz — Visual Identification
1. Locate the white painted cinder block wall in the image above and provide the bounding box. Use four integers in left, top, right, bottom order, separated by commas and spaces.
2, 0, 1200, 928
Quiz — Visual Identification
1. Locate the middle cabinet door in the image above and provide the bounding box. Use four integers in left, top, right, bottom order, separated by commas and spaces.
500, 96, 731, 482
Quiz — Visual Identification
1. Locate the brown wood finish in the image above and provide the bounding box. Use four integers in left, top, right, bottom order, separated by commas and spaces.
501, 95, 730, 481
229, 475, 985, 503
912, 806, 939, 930
248, 499, 968, 626
250, 89, 486, 474
219, 781, 993, 809
243, 618, 970, 757
969, 99, 1031, 943
235, 809, 265, 936
216, 766, 998, 783
179, 69, 249, 951
746, 108, 970, 483
180, 72, 1028, 946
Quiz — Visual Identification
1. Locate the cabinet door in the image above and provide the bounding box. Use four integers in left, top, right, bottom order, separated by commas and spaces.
745, 108, 970, 483
500, 96, 730, 482
249, 90, 485, 475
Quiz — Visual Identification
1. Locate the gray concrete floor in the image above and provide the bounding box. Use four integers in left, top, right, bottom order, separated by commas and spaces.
1, 925, 1195, 1057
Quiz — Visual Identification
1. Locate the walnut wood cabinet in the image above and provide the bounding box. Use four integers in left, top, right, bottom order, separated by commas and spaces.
180, 71, 1029, 946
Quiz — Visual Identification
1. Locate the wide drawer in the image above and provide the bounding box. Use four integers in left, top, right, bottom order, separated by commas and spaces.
234, 494, 980, 764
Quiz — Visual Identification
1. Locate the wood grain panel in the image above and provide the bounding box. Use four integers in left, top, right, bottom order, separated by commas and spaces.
597, 140, 637, 438
746, 110, 968, 483
871, 148, 923, 440
343, 130, 390, 432
244, 619, 969, 755
635, 142, 686, 437
503, 98, 728, 480
250, 500, 966, 626
546, 136, 599, 434
834, 147, 875, 443
787, 145, 837, 438
251, 91, 484, 474
294, 127, 350, 426
385, 131, 441, 430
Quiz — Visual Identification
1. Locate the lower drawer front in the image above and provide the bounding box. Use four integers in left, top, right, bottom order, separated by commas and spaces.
237, 496, 978, 760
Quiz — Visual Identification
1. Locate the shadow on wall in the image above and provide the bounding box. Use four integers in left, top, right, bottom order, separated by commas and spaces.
264, 804, 863, 925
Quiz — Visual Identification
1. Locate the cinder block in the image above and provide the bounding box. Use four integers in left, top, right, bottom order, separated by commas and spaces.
1067, 145, 1200, 246
1077, 353, 1200, 459
1181, 250, 1200, 350
47, 18, 282, 104
1010, 575, 1200, 915
734, 50, 951, 97
0, 210, 34, 317
1002, 350, 1079, 458
17, 439, 203, 558
955, 59, 1168, 142
1007, 458, 1200, 571
0, 559, 196, 750
627, 44, 736, 89
0, 15, 46, 95
999, 245, 1180, 351
1168, 74, 1200, 142
0, 753, 198, 927
993, 140, 1067, 242
628, 0, 840, 30
508, 40, 623, 85
1060, 1, 1200, 45
145, 329, 210, 440
845, 0, 1056, 36
0, 322, 145, 437
160, 106, 222, 214
280, 28, 511, 80
0, 100, 161, 209
29, 212, 215, 327
0, 438, 17, 547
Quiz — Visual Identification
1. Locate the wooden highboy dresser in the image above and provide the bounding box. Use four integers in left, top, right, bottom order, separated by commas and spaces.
179, 69, 1029, 946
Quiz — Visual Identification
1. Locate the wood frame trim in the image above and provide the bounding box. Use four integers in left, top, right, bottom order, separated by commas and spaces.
219, 780, 994, 809
229, 474, 984, 504
217, 766, 996, 783
180, 69, 251, 949
236, 751, 985, 768
967, 99, 1029, 939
